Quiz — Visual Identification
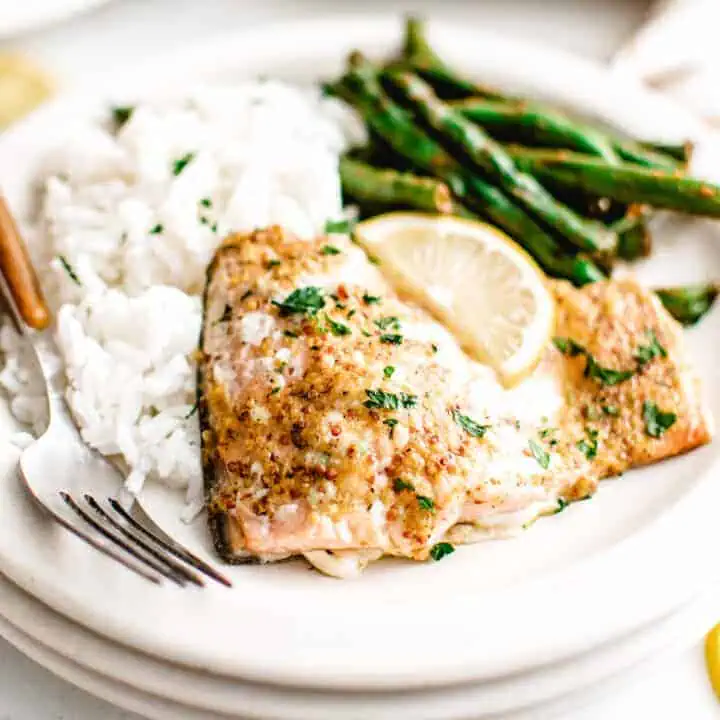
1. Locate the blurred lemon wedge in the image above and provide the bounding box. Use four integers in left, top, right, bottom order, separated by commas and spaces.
706, 622, 720, 698
0, 54, 53, 129
355, 213, 554, 386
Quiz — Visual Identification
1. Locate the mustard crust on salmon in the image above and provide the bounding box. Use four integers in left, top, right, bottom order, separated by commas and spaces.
198, 227, 712, 575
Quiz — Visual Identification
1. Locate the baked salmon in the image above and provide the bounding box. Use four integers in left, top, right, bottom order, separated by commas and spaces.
199, 226, 712, 576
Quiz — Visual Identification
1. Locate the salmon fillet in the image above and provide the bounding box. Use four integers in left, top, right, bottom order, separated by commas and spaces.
454, 278, 713, 542
199, 227, 712, 574
552, 279, 712, 476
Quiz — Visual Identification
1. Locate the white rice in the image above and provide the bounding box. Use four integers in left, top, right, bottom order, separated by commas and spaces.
0, 80, 363, 514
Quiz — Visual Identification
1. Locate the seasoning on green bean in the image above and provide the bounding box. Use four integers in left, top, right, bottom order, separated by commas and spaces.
384, 69, 617, 254
331, 62, 604, 285
507, 147, 720, 218
401, 16, 503, 99
452, 97, 619, 163
340, 156, 454, 213
403, 16, 679, 171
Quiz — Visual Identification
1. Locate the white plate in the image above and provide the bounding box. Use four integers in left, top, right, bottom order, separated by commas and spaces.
0, 569, 718, 720
0, 0, 110, 39
0, 17, 719, 691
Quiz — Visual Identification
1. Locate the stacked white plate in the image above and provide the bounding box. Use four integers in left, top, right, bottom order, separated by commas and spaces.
0, 565, 717, 720
1, 18, 719, 719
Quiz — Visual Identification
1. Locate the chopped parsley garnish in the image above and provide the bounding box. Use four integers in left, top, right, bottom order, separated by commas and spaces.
643, 401, 677, 438
384, 418, 399, 432
383, 365, 396, 379
184, 402, 198, 419
379, 333, 403, 345
210, 222, 218, 233
393, 478, 414, 492
284, 330, 299, 339
347, 309, 356, 318
368, 254, 381, 266
325, 314, 351, 337
431, 343, 439, 353
112, 105, 134, 127
539, 427, 557, 439
321, 245, 341, 256
552, 336, 585, 355
172, 152, 196, 176
417, 495, 435, 512
394, 392, 417, 409
585, 355, 635, 386
199, 197, 212, 208
58, 255, 81, 285
554, 498, 569, 515
265, 259, 281, 269
270, 386, 281, 395
374, 316, 401, 331
529, 439, 550, 469
430, 542, 455, 561
364, 389, 417, 410
361, 329, 372, 337
324, 218, 353, 234
273, 286, 325, 316
602, 404, 619, 416
635, 330, 668, 366
576, 427, 599, 460
452, 410, 489, 438
362, 293, 381, 305
149, 223, 164, 235
553, 336, 634, 386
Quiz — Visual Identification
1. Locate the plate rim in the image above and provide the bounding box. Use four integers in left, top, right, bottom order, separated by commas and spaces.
0, 14, 718, 691
0, 0, 111, 40
0, 565, 716, 720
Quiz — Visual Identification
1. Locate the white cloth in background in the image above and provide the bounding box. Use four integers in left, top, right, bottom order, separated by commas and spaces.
613, 0, 720, 125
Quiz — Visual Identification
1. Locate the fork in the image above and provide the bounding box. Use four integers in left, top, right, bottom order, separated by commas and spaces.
0, 196, 230, 587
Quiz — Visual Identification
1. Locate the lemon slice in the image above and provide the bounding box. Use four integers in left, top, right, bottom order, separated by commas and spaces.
355, 212, 554, 386
0, 54, 53, 129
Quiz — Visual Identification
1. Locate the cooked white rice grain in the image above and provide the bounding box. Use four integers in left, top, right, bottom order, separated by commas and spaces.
0, 80, 362, 508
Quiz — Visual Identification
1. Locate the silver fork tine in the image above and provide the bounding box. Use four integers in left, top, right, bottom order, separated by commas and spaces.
19, 463, 162, 584
84, 495, 204, 587
35, 499, 162, 584
109, 499, 232, 587
1, 196, 230, 588
60, 492, 186, 586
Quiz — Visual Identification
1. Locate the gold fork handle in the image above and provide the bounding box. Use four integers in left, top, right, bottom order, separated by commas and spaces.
0, 195, 50, 330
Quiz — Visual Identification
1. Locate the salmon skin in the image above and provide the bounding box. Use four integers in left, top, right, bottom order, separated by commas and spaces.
198, 226, 712, 574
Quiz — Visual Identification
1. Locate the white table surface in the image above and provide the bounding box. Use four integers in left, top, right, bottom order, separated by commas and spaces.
1, 0, 718, 718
